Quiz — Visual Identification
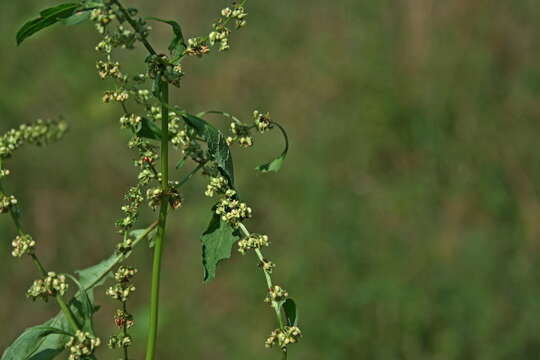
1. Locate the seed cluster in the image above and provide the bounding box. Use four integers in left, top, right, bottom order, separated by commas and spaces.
26, 272, 68, 302
66, 330, 101, 360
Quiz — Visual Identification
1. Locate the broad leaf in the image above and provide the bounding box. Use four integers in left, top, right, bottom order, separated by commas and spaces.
182, 113, 235, 185
282, 298, 298, 327
16, 3, 81, 45
76, 254, 119, 290
146, 17, 186, 60
201, 211, 240, 282
1, 313, 70, 360
256, 122, 289, 173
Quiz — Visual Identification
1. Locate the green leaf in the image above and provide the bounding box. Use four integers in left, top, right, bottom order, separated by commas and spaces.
76, 254, 118, 290
201, 211, 240, 282
256, 122, 289, 173
282, 298, 298, 326
1, 313, 70, 360
61, 10, 90, 26
182, 113, 235, 185
65, 275, 95, 332
16, 3, 81, 45
146, 17, 186, 60
176, 156, 187, 170
136, 117, 162, 140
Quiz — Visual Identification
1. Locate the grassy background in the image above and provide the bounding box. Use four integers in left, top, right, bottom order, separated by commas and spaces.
2, 0, 540, 359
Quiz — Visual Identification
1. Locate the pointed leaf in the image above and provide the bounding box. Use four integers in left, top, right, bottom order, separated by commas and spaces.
201, 211, 240, 282
16, 3, 81, 45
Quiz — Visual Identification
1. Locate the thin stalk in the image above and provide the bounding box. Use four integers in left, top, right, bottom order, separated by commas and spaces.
145, 79, 170, 360
238, 223, 287, 330
0, 162, 81, 333
111, 0, 156, 55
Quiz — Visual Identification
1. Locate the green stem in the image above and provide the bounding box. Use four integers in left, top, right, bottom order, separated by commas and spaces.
145, 79, 170, 360
238, 223, 286, 329
57, 294, 81, 332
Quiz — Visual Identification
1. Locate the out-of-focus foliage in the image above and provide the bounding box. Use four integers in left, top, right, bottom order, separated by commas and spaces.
2, 0, 540, 359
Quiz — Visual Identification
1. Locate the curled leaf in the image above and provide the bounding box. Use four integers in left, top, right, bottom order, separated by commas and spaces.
256, 122, 289, 173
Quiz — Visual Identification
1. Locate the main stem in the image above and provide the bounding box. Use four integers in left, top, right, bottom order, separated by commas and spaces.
145, 80, 170, 360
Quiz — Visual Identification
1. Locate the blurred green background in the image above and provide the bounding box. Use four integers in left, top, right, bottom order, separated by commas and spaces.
2, 0, 540, 359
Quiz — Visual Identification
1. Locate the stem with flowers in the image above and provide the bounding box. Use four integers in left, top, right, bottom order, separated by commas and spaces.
1, 1, 301, 359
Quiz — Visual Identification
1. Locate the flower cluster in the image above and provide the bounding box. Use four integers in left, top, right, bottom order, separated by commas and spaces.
253, 110, 272, 133
66, 330, 101, 360
11, 234, 35, 258
0, 195, 17, 213
186, 37, 210, 57
26, 272, 68, 302
102, 89, 129, 103
209, 4, 248, 51
0, 119, 68, 159
265, 285, 288, 304
116, 236, 134, 255
238, 233, 269, 254
96, 59, 125, 80
106, 283, 135, 302
113, 308, 134, 329
215, 190, 252, 227
106, 266, 137, 302
227, 122, 253, 148
205, 176, 228, 197
265, 326, 302, 350
116, 186, 144, 232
